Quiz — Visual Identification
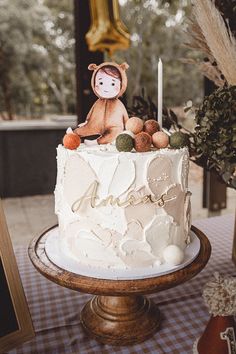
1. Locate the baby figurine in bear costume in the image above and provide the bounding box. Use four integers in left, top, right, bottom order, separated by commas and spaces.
74, 62, 129, 144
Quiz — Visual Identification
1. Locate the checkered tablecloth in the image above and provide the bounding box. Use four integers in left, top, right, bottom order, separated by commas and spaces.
7, 214, 236, 354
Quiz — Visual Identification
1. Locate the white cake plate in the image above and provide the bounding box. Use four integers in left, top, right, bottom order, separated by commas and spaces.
45, 226, 200, 280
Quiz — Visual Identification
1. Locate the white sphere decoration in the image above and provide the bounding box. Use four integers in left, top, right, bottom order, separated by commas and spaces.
120, 130, 135, 138
154, 258, 162, 267
163, 245, 184, 266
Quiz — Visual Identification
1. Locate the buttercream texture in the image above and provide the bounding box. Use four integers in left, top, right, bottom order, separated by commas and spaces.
55, 144, 191, 269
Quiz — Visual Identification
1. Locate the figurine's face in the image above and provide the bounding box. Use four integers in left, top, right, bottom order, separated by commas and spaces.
95, 70, 121, 99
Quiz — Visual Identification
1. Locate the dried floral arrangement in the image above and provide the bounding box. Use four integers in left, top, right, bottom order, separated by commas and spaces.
183, 0, 236, 87
187, 0, 236, 189
194, 86, 236, 188
127, 86, 236, 188
203, 272, 236, 317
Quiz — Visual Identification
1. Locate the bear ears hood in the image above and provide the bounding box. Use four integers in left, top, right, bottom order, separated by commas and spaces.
88, 62, 129, 99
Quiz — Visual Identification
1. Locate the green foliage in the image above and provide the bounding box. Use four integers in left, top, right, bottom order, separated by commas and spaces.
0, 0, 203, 119
193, 86, 236, 189
127, 85, 236, 189
42, 0, 76, 115
127, 88, 157, 120
0, 0, 75, 119
0, 0, 50, 119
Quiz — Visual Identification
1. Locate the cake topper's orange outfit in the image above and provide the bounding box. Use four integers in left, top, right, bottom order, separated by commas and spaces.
75, 62, 129, 144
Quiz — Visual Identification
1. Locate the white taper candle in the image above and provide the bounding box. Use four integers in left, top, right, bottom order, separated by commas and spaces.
158, 58, 163, 129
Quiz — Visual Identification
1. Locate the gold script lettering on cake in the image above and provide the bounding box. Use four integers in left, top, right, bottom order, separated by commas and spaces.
71, 181, 177, 212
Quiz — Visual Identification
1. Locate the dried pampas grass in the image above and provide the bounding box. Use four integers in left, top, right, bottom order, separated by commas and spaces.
203, 272, 236, 316
182, 58, 225, 87
191, 0, 236, 86
185, 1, 236, 86
185, 18, 213, 59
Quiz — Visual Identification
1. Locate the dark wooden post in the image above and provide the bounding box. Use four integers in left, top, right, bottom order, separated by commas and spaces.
232, 211, 236, 265
203, 78, 227, 213
73, 0, 103, 124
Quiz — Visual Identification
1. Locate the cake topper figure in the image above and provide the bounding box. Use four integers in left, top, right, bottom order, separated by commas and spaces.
74, 62, 129, 145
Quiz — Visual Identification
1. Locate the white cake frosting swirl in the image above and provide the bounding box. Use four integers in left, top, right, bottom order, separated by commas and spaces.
55, 143, 191, 269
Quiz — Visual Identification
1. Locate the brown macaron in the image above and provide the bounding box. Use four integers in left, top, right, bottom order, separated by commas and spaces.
152, 131, 169, 149
125, 117, 144, 134
143, 119, 160, 136
134, 132, 152, 152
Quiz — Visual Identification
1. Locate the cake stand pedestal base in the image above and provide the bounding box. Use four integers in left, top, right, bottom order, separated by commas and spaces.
81, 295, 160, 345
28, 225, 211, 346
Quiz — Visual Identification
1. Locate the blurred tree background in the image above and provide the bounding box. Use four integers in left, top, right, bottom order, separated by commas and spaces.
0, 0, 202, 120
115, 0, 203, 110
0, 0, 75, 120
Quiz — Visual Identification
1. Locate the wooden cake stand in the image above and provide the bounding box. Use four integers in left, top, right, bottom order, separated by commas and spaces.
28, 225, 211, 345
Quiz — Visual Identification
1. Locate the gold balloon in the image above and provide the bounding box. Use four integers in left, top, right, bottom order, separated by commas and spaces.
86, 0, 130, 57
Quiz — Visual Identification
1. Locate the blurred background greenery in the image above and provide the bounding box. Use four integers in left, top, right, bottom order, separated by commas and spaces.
0, 0, 75, 120
0, 0, 203, 120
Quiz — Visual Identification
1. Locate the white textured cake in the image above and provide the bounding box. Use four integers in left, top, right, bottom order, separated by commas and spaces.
54, 143, 192, 270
